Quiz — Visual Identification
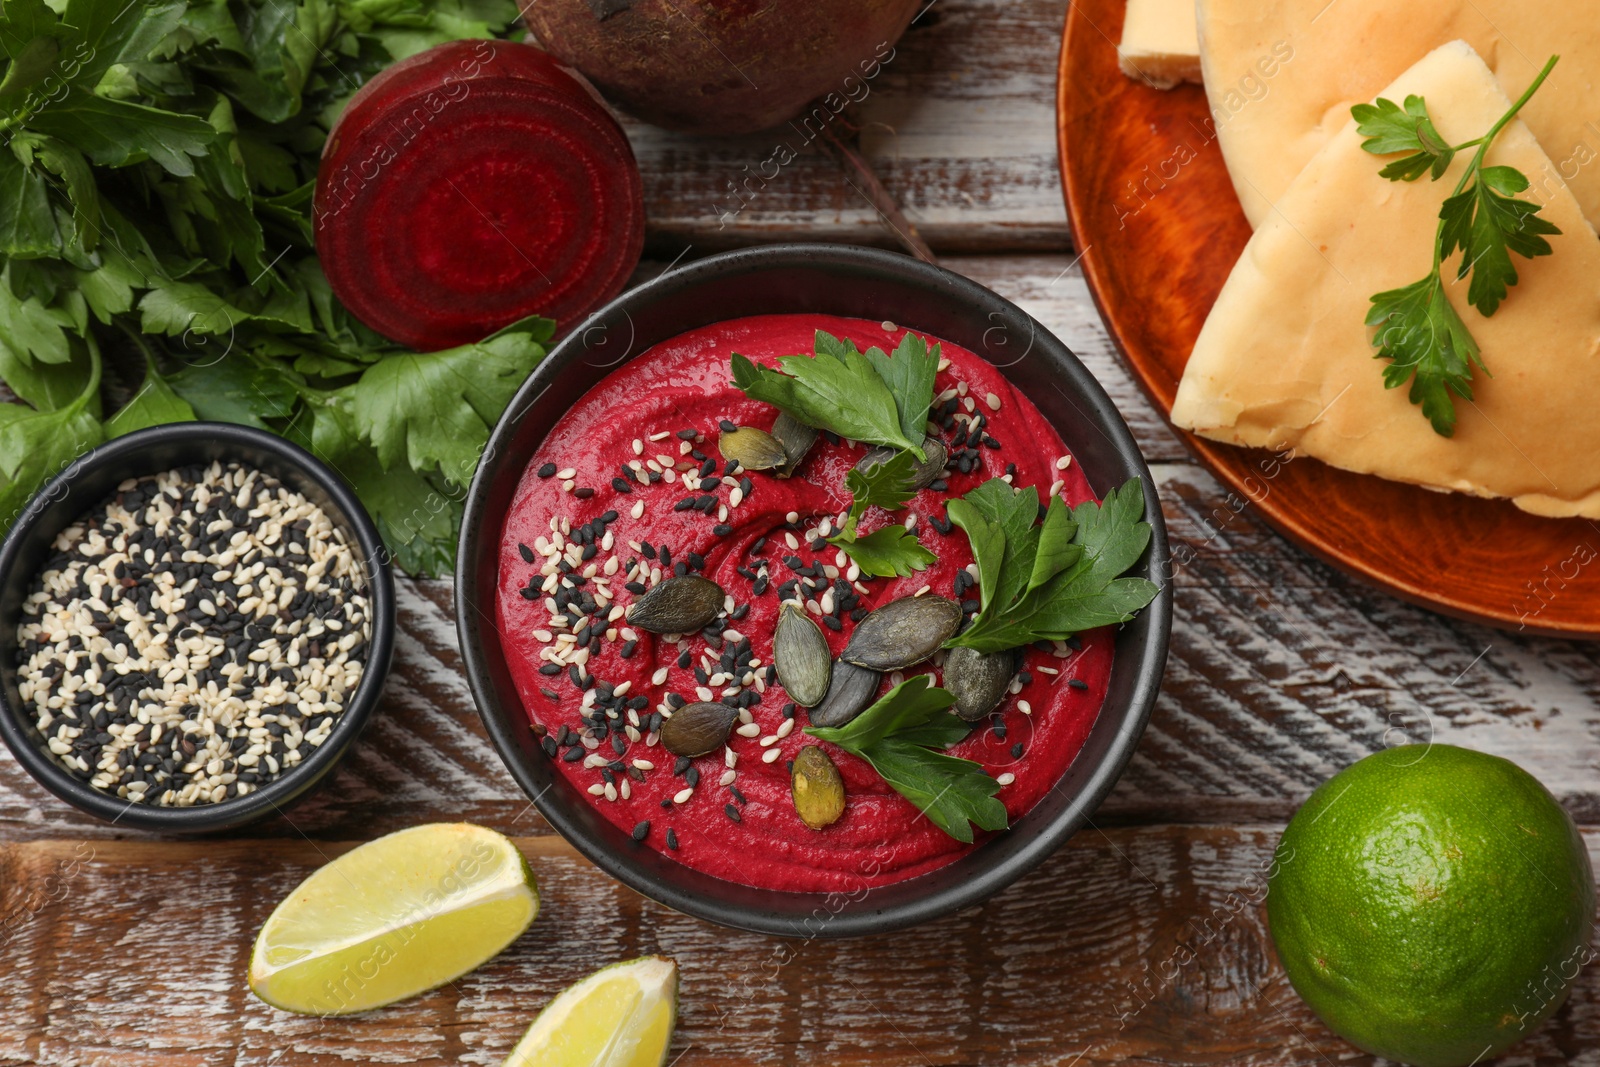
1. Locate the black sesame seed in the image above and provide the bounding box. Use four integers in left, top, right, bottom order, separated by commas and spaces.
666, 829, 679, 850
1069, 678, 1089, 690
632, 820, 651, 841
724, 803, 742, 823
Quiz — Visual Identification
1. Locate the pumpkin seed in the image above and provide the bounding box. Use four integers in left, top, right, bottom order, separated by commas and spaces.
774, 603, 832, 707
626, 575, 724, 634
806, 659, 881, 728
659, 702, 739, 758
842, 595, 962, 671
718, 425, 788, 471
791, 745, 846, 830
770, 412, 818, 477
855, 435, 949, 491
943, 646, 1018, 721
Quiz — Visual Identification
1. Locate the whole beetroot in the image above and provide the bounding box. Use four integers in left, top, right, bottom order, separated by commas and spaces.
522, 0, 923, 135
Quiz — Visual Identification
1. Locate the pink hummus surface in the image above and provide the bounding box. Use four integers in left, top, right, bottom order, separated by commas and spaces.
496, 314, 1115, 893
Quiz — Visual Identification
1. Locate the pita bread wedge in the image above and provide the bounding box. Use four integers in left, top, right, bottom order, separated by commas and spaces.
1198, 0, 1600, 231
1171, 41, 1600, 520
1120, 0, 1202, 89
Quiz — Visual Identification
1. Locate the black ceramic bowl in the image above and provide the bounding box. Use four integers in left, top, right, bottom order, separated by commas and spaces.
458, 244, 1171, 936
0, 422, 395, 832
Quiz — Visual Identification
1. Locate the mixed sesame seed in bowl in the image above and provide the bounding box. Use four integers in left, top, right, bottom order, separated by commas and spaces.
0, 423, 395, 832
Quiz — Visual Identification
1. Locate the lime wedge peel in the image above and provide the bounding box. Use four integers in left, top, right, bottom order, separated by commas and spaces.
249, 822, 539, 1016
503, 956, 680, 1067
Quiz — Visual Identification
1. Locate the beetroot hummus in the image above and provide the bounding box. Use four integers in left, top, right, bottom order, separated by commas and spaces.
496, 314, 1114, 893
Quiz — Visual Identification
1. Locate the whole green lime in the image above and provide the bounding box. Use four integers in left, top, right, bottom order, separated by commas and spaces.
1268, 744, 1594, 1067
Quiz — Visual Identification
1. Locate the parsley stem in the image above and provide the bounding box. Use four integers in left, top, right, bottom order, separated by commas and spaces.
1429, 55, 1560, 273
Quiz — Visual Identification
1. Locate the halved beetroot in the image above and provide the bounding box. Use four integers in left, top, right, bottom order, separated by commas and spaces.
315, 40, 645, 350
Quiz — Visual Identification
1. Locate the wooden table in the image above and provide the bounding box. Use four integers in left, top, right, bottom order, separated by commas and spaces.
4, 3, 1597, 1064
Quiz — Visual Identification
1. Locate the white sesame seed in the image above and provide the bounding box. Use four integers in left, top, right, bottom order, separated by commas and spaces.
556, 468, 577, 480
587, 783, 605, 796
632, 758, 654, 771
652, 667, 669, 685
985, 392, 1001, 411
996, 772, 1016, 786
762, 748, 782, 764
786, 511, 800, 524
724, 747, 737, 768
674, 787, 694, 804
1056, 454, 1073, 470
631, 500, 645, 519
1018, 700, 1033, 714
719, 769, 737, 786
736, 722, 761, 738
1050, 480, 1065, 498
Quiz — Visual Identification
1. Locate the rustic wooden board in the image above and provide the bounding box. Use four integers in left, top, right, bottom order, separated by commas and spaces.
2, 829, 1598, 1067
627, 0, 1073, 256
2, 0, 1597, 1059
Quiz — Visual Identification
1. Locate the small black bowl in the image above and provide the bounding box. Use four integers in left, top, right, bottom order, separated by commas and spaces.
458, 244, 1171, 936
0, 422, 396, 832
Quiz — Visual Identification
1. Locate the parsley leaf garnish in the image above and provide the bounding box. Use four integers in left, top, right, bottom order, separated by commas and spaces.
737, 330, 944, 576
1351, 94, 1456, 181
733, 330, 939, 458
806, 675, 1007, 843
823, 450, 937, 577
945, 477, 1159, 654
1356, 55, 1561, 437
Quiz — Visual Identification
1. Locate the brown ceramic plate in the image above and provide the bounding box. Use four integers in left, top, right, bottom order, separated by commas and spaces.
1056, 0, 1600, 637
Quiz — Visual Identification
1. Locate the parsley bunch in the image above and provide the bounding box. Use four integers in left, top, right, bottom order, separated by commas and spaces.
806, 674, 1007, 842
1356, 55, 1561, 437
945, 477, 1159, 654
0, 0, 540, 574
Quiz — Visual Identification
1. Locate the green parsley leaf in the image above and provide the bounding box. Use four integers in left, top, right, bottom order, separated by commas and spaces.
946, 478, 1159, 654
1438, 164, 1560, 316
825, 449, 935, 577
342, 319, 552, 483
806, 675, 1007, 843
168, 353, 300, 430
731, 337, 923, 458
106, 350, 195, 439
864, 332, 939, 446
830, 449, 917, 541
839, 525, 937, 578
1353, 94, 1455, 181
0, 334, 103, 524
1365, 273, 1482, 437
1355, 55, 1562, 436
287, 396, 460, 577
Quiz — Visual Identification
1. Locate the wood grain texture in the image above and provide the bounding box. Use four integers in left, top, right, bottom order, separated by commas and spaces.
1057, 0, 1600, 637
626, 0, 1073, 256
1, 829, 1597, 1067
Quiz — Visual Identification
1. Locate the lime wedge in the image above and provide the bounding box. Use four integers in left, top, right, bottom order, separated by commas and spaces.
249, 823, 539, 1015
504, 956, 679, 1067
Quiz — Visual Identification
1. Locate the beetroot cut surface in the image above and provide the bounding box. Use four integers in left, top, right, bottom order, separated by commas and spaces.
315, 39, 645, 350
